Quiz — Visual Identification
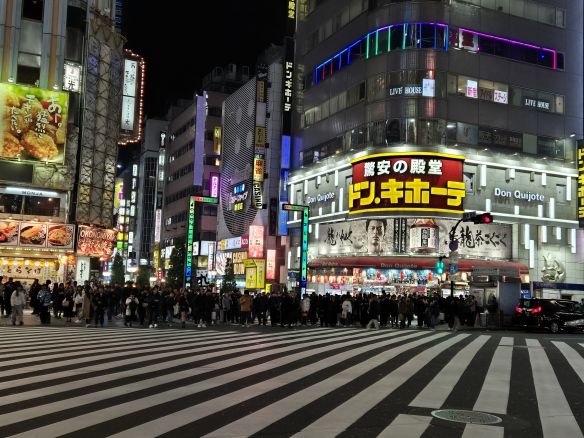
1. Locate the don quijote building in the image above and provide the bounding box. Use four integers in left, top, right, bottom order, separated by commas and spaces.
285, 0, 584, 315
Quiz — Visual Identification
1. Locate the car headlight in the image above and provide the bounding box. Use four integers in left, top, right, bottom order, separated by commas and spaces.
565, 319, 584, 327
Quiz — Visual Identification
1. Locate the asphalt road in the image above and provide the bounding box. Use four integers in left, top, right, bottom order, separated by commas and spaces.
0, 324, 583, 438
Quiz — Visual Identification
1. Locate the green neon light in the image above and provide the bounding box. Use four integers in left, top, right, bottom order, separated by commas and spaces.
375, 30, 379, 56
185, 197, 195, 286
366, 33, 370, 59
388, 27, 391, 52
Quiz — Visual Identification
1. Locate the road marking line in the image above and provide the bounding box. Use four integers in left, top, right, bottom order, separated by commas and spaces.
377, 414, 432, 438
526, 338, 583, 438
409, 335, 490, 409
461, 423, 504, 438
473, 337, 513, 414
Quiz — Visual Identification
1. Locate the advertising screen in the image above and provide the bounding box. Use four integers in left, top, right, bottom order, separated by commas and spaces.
0, 83, 69, 164
0, 220, 74, 249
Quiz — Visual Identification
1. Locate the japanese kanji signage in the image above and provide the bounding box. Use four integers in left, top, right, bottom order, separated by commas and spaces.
349, 152, 466, 217
0, 83, 69, 164
578, 142, 584, 228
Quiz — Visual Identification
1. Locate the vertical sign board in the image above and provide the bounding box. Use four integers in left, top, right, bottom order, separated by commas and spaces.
185, 197, 196, 287
578, 142, 584, 228
185, 196, 218, 287
253, 65, 268, 210
193, 95, 207, 187
282, 204, 309, 290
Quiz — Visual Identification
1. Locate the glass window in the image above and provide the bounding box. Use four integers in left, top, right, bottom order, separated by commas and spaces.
22, 0, 43, 20
510, 0, 524, 16
556, 9, 565, 27
390, 25, 404, 51
23, 196, 60, 217
330, 95, 339, 115
555, 95, 564, 114
524, 2, 538, 20
0, 194, 22, 214
496, 0, 509, 13
538, 4, 555, 25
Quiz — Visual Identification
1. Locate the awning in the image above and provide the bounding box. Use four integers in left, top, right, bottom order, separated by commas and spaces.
308, 257, 529, 274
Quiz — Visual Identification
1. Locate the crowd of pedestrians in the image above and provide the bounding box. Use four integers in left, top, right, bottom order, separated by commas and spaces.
0, 276, 495, 331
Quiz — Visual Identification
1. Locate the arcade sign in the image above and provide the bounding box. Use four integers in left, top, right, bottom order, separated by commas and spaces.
349, 152, 465, 217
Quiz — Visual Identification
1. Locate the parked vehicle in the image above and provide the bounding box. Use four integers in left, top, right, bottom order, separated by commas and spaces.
512, 298, 584, 333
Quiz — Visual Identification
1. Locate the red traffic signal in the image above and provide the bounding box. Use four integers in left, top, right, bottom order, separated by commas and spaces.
473, 213, 493, 224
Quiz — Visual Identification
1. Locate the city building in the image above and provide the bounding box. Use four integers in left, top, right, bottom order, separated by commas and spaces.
160, 65, 250, 285
214, 47, 291, 292
0, 0, 131, 285
287, 0, 584, 303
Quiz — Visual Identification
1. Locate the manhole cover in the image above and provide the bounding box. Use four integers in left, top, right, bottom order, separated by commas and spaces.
431, 409, 502, 425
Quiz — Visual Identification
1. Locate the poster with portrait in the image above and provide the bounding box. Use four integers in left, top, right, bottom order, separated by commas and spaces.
309, 218, 512, 260
0, 83, 69, 163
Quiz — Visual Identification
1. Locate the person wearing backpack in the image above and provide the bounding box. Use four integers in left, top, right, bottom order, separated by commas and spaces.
125, 292, 139, 327
37, 280, 53, 324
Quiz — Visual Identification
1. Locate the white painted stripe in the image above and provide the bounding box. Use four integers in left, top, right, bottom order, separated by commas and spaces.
377, 414, 432, 438
1, 329, 355, 389
499, 337, 514, 346
292, 334, 471, 438
526, 339, 584, 438
473, 337, 514, 414
0, 332, 232, 365
6, 331, 416, 436
410, 335, 490, 409
202, 333, 457, 438
552, 342, 584, 385
0, 330, 366, 409
461, 424, 504, 438
0, 329, 337, 378
108, 332, 437, 438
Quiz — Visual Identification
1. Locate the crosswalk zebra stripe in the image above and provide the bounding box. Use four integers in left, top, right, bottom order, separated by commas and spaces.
526, 338, 584, 438
552, 341, 584, 384
202, 333, 455, 438
0, 327, 335, 363
0, 329, 368, 411
409, 335, 490, 409
289, 334, 470, 438
3, 330, 423, 437
0, 331, 241, 366
0, 328, 341, 379
0, 330, 398, 429
473, 337, 514, 414
461, 423, 504, 438
376, 414, 432, 438
104, 331, 433, 438
0, 329, 363, 394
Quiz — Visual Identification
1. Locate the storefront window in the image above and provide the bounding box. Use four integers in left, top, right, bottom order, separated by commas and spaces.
23, 196, 60, 217
0, 194, 22, 214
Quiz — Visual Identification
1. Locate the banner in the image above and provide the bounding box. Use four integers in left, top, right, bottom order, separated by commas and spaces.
76, 226, 116, 258
0, 83, 69, 163
309, 218, 512, 260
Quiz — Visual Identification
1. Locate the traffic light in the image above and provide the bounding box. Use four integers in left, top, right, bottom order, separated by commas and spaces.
472, 213, 493, 224
462, 212, 493, 224
435, 257, 445, 275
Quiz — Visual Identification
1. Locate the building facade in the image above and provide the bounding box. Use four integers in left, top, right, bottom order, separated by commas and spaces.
287, 0, 584, 303
215, 50, 289, 292
0, 0, 126, 285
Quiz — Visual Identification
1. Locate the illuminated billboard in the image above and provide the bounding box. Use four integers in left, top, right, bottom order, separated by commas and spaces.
0, 83, 69, 164
248, 225, 264, 258
119, 50, 145, 145
349, 152, 466, 217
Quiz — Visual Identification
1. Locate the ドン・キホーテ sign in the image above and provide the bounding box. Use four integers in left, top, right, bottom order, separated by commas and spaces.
349, 152, 466, 217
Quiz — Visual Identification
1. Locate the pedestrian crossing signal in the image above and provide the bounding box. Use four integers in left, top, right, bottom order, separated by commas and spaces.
435, 259, 445, 275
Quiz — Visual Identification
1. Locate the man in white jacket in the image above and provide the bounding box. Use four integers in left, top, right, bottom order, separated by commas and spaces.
301, 295, 311, 325
10, 285, 26, 326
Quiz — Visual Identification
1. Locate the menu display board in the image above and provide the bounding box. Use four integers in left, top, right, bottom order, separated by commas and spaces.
0, 220, 75, 249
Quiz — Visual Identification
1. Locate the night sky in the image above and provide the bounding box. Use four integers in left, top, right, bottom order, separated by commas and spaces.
124, 1, 289, 119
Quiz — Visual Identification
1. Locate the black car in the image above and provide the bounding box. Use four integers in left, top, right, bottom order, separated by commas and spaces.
512, 298, 584, 333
